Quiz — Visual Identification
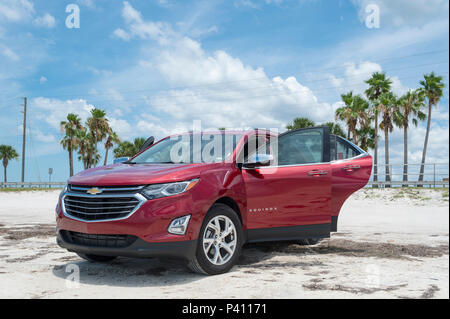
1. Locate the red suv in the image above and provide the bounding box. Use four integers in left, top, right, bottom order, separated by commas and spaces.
56, 127, 372, 275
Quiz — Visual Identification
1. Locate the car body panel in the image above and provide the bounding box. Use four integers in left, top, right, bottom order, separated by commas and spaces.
330, 154, 373, 218
242, 163, 331, 229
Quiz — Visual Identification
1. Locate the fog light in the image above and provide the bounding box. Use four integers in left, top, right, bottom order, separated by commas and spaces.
168, 215, 191, 235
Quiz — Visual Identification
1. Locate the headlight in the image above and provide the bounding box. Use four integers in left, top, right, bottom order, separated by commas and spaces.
140, 179, 199, 200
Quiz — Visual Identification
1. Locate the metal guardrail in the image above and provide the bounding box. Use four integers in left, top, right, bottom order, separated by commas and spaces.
367, 181, 449, 188
370, 163, 449, 188
0, 163, 448, 189
0, 182, 65, 189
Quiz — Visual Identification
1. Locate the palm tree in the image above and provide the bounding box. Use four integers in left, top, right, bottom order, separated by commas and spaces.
86, 108, 110, 167
418, 72, 445, 184
365, 72, 392, 185
335, 93, 369, 145
60, 113, 83, 177
113, 137, 147, 158
378, 92, 399, 186
0, 145, 19, 183
76, 129, 96, 170
286, 117, 316, 130
104, 131, 120, 166
395, 90, 426, 185
321, 122, 346, 138
356, 126, 375, 152
352, 95, 371, 145
113, 141, 135, 158
336, 92, 354, 140
133, 137, 147, 152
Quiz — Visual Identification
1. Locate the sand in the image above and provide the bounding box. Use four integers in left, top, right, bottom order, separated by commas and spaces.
0, 188, 448, 299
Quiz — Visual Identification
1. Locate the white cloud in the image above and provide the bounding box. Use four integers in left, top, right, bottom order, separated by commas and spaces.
109, 118, 133, 140
31, 97, 94, 130
353, 0, 449, 27
87, 66, 112, 76
1, 45, 19, 61
188, 25, 218, 38
113, 2, 174, 43
0, 0, 34, 22
112, 28, 131, 41
77, 0, 96, 9
33, 13, 56, 28
32, 128, 55, 143
328, 18, 449, 65
109, 2, 336, 135
376, 120, 449, 169
155, 0, 171, 8
234, 0, 260, 9
326, 61, 408, 97
39, 76, 47, 84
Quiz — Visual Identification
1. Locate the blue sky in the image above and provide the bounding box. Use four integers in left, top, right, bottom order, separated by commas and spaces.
0, 0, 448, 182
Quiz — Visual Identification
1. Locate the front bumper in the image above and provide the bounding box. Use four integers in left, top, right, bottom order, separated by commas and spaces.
57, 230, 197, 260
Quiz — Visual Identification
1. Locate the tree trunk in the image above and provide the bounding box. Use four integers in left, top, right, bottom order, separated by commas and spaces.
373, 111, 378, 186
384, 121, 390, 187
93, 141, 98, 168
347, 127, 350, 140
402, 125, 408, 186
69, 148, 73, 177
352, 126, 358, 145
104, 148, 109, 166
418, 102, 432, 184
3, 165, 6, 183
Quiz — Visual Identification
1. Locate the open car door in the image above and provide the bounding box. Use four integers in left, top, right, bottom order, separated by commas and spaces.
242, 126, 332, 242
329, 135, 373, 231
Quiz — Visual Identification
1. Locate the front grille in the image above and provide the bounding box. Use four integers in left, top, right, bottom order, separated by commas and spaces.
62, 230, 137, 248
68, 184, 144, 194
63, 185, 145, 221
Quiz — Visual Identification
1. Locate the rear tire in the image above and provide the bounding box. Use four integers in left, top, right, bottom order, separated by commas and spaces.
188, 204, 243, 275
298, 238, 322, 246
76, 253, 117, 263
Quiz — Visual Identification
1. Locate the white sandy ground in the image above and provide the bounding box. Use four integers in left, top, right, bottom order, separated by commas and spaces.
0, 188, 448, 299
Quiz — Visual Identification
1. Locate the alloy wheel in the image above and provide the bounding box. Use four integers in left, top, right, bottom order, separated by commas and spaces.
202, 215, 237, 266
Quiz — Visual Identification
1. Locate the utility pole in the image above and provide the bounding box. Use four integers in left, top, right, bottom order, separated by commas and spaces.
21, 97, 27, 185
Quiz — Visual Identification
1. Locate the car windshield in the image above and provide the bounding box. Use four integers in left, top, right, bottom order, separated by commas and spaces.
129, 133, 243, 164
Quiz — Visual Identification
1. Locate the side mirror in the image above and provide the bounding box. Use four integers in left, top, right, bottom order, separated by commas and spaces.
139, 136, 155, 152
242, 154, 273, 169
113, 157, 130, 164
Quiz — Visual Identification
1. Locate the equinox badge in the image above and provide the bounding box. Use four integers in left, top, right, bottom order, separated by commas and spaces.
87, 187, 103, 195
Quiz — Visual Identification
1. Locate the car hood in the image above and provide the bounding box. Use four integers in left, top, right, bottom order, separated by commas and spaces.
68, 162, 216, 186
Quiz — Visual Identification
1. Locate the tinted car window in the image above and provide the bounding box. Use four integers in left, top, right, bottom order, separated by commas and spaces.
131, 133, 242, 164
278, 129, 323, 165
331, 136, 361, 160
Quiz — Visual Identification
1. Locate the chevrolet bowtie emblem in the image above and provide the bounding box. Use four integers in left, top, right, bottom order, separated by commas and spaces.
87, 187, 102, 195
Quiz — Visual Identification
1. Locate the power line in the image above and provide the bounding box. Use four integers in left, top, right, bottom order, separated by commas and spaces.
4, 48, 447, 101
35, 69, 447, 108
11, 61, 446, 108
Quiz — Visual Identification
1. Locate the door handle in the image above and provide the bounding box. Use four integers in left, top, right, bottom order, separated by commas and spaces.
342, 165, 361, 172
308, 170, 328, 176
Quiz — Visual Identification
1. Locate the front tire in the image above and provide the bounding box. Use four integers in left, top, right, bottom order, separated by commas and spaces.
76, 253, 117, 263
189, 204, 243, 275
